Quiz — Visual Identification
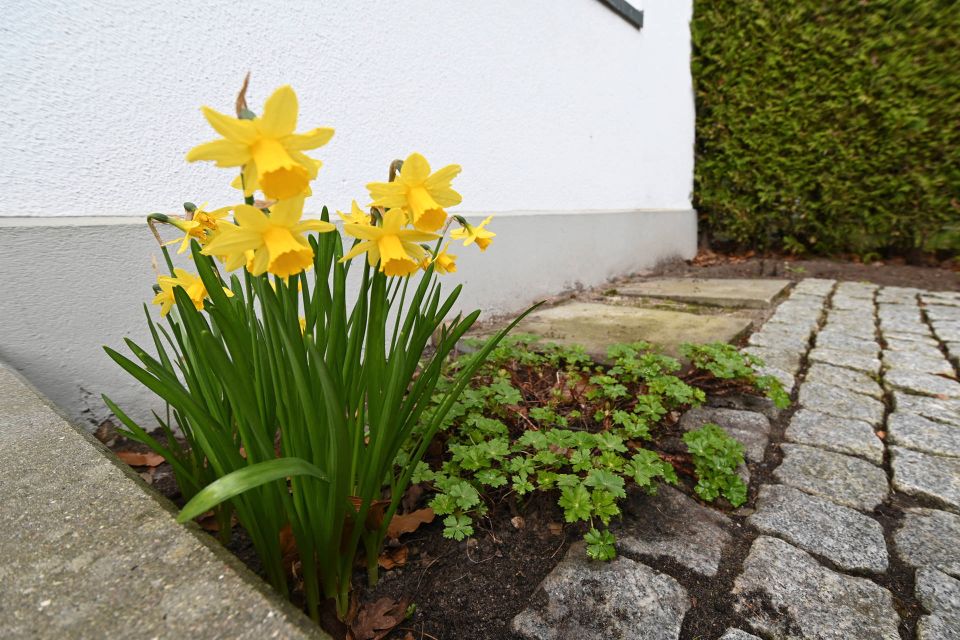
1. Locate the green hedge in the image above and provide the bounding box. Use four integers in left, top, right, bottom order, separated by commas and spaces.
692, 1, 960, 256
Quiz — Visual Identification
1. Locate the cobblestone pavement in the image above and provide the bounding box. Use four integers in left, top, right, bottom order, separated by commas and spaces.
514, 280, 960, 640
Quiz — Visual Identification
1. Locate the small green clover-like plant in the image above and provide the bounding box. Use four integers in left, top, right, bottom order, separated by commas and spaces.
584, 527, 617, 561
408, 336, 777, 554
680, 342, 790, 409
682, 424, 748, 506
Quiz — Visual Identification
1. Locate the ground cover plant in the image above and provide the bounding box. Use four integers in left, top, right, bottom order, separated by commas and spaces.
102, 79, 526, 623
692, 1, 960, 258
406, 336, 788, 561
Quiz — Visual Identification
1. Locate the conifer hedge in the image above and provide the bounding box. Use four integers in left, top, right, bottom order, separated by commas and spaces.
692, 1, 960, 256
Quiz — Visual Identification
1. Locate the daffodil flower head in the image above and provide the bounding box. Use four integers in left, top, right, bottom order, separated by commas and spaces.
152, 268, 233, 316
167, 203, 231, 254
201, 195, 336, 279
367, 153, 461, 233
429, 243, 458, 275
186, 85, 334, 201
338, 200, 372, 226
451, 215, 495, 251
341, 208, 438, 277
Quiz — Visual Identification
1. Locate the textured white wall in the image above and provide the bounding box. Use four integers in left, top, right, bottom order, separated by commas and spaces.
2, 0, 693, 217
0, 0, 697, 428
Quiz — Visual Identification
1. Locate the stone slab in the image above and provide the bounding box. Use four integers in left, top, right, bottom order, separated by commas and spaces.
743, 346, 802, 376
798, 381, 886, 426
893, 392, 960, 427
732, 536, 900, 640
617, 485, 732, 577
885, 370, 960, 399
891, 447, 960, 513
813, 331, 881, 357
679, 407, 771, 463
895, 508, 960, 579
773, 443, 888, 511
888, 412, 960, 458
915, 567, 960, 640
720, 631, 761, 640
883, 350, 957, 377
619, 278, 792, 309
836, 282, 879, 299
831, 295, 875, 312
747, 484, 888, 572
805, 362, 883, 400
784, 409, 884, 465
0, 365, 325, 640
513, 302, 752, 359
808, 347, 881, 376
792, 278, 836, 296
511, 542, 689, 640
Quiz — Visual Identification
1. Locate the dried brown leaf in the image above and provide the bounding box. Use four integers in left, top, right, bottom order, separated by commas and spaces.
378, 545, 408, 570
386, 508, 435, 539
349, 597, 409, 640
115, 451, 164, 467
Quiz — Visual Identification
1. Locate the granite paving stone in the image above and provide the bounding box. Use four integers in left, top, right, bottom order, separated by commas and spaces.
877, 286, 921, 303
798, 381, 886, 426
747, 329, 810, 351
719, 631, 761, 640
924, 305, 960, 323
808, 347, 881, 375
511, 542, 689, 640
679, 407, 771, 463
836, 282, 879, 298
915, 567, 960, 640
732, 536, 900, 640
755, 365, 795, 393
883, 350, 956, 377
813, 331, 881, 356
893, 392, 960, 427
617, 485, 732, 577
895, 508, 960, 578
880, 317, 932, 336
885, 369, 960, 399
743, 346, 803, 376
891, 447, 960, 513
888, 412, 960, 458
932, 321, 960, 343
947, 342, 960, 367
804, 362, 883, 400
747, 484, 888, 572
830, 296, 875, 312
772, 443, 888, 511
883, 339, 949, 359
792, 278, 835, 296
784, 409, 884, 465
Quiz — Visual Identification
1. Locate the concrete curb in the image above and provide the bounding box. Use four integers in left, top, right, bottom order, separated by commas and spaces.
0, 362, 329, 639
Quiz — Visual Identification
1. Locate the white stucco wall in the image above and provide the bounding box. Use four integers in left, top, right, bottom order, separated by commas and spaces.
3, 0, 693, 216
0, 0, 696, 428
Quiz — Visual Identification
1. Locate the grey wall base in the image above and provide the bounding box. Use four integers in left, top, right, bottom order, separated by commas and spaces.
0, 364, 328, 639
0, 209, 696, 428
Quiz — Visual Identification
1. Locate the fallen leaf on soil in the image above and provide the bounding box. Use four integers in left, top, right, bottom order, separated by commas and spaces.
386, 508, 435, 539
401, 483, 425, 513
138, 471, 153, 485
348, 597, 409, 640
197, 511, 221, 532
116, 451, 164, 467
511, 516, 525, 530
378, 545, 408, 570
877, 430, 886, 440
548, 522, 564, 536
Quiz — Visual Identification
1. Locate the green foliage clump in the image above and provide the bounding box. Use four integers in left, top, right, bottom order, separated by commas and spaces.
682, 424, 747, 506
409, 336, 782, 560
692, 1, 960, 256
680, 342, 790, 409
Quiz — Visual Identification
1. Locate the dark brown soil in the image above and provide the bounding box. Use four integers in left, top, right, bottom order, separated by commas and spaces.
653, 252, 960, 291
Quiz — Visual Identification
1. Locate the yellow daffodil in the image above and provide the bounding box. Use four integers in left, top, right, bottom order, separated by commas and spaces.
451, 215, 495, 251
425, 243, 457, 275
202, 195, 335, 278
341, 208, 438, 277
338, 200, 371, 226
152, 268, 233, 316
186, 85, 334, 200
367, 152, 461, 232
168, 203, 231, 253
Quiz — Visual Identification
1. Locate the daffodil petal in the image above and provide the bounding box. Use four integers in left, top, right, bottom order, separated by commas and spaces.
200, 106, 257, 144
233, 205, 270, 231
269, 196, 306, 227
400, 152, 431, 183
186, 139, 250, 166
284, 127, 335, 151
258, 85, 299, 138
